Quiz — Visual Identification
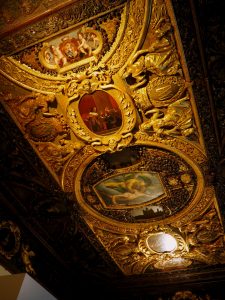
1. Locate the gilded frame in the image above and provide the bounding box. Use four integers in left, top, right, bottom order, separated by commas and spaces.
66, 86, 137, 152
72, 139, 207, 229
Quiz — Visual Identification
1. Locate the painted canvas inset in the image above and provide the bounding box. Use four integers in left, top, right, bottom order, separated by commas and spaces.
94, 171, 165, 208
39, 26, 102, 72
79, 90, 122, 135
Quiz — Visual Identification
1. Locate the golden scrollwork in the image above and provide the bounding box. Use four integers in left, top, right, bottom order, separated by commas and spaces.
138, 227, 188, 256
119, 0, 199, 141
94, 227, 147, 275
123, 1, 181, 80
62, 145, 96, 192
64, 66, 113, 101
108, 0, 148, 72
180, 207, 225, 265
63, 68, 137, 152
93, 225, 191, 275
0, 0, 222, 279
90, 203, 225, 274
0, 57, 66, 93
99, 17, 120, 43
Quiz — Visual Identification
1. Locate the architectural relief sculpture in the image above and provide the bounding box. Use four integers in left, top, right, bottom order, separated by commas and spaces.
121, 1, 196, 140
34, 138, 84, 173
0, 0, 223, 284
139, 95, 194, 137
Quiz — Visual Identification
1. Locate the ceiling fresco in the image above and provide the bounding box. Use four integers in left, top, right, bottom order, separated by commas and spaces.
0, 0, 225, 299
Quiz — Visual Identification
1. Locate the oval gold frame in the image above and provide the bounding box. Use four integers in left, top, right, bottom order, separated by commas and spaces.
67, 87, 137, 152
72, 140, 207, 229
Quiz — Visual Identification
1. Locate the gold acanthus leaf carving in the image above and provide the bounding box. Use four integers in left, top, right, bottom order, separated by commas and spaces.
6, 92, 56, 123
94, 226, 191, 275
63, 66, 136, 152
100, 18, 120, 43
108, 0, 147, 72
123, 1, 181, 83
95, 228, 150, 275
64, 65, 113, 101
179, 207, 225, 265
121, 0, 196, 139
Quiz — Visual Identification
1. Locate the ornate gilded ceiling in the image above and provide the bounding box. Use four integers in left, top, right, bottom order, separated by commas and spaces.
0, 0, 225, 298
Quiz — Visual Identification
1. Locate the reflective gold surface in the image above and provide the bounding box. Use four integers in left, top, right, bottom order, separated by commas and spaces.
0, 0, 224, 277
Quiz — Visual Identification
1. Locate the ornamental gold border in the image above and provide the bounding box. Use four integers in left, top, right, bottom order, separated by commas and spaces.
73, 138, 208, 229
0, 56, 66, 93
67, 85, 137, 152
0, 0, 149, 98
138, 228, 188, 256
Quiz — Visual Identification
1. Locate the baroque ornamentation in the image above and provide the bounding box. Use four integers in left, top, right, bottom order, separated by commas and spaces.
0, 0, 224, 285
3, 92, 85, 175
121, 0, 198, 142
139, 94, 194, 137
108, 0, 148, 72
93, 225, 191, 275
63, 67, 136, 152
33, 139, 84, 174
87, 204, 225, 275
74, 143, 205, 224
180, 207, 225, 265
0, 0, 127, 55
5, 93, 69, 141
0, 57, 66, 93
13, 9, 122, 76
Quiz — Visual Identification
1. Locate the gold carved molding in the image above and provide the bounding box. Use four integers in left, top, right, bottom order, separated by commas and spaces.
84, 205, 225, 275
0, 0, 223, 278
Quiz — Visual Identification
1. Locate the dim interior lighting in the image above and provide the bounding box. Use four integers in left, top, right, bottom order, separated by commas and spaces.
146, 232, 177, 253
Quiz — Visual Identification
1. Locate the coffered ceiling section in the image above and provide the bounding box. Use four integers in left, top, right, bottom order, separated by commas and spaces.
0, 0, 225, 277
